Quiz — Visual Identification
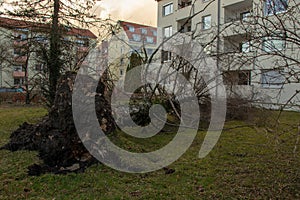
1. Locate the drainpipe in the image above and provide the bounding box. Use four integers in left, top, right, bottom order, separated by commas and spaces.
216, 0, 221, 98
0, 64, 2, 88
217, 0, 221, 69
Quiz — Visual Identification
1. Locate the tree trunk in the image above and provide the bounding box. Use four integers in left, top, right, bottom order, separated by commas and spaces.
48, 0, 61, 106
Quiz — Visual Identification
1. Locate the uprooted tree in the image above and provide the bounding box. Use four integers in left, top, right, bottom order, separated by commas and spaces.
1, 72, 115, 175
0, 0, 117, 174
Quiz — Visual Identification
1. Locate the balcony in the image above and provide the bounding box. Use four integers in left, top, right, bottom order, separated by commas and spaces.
14, 56, 27, 63
13, 40, 27, 46
175, 1, 193, 21
223, 0, 253, 23
222, 0, 251, 8
13, 71, 25, 78
178, 0, 192, 9
177, 18, 192, 33
77, 46, 89, 52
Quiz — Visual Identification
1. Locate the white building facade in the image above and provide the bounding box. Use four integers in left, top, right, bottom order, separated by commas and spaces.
155, 0, 300, 110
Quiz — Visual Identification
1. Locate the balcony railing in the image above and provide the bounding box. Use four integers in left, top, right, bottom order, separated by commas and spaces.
178, 1, 192, 9
13, 71, 25, 78
14, 56, 27, 63
77, 46, 89, 52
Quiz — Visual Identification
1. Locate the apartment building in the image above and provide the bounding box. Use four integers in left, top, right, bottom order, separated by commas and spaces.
0, 17, 97, 90
106, 20, 158, 81
155, 0, 300, 110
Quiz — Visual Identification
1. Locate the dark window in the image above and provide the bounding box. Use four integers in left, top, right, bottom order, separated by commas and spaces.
14, 78, 23, 85
163, 3, 173, 16
224, 70, 251, 85
240, 11, 251, 21
265, 0, 288, 16
35, 64, 45, 71
238, 71, 251, 85
162, 50, 172, 62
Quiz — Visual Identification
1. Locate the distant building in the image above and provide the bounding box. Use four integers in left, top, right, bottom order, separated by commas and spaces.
0, 17, 97, 90
104, 20, 158, 81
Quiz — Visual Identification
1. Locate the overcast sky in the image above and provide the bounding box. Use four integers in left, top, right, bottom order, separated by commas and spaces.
94, 0, 157, 26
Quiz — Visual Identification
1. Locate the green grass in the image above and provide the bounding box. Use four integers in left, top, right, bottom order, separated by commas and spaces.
0, 106, 300, 199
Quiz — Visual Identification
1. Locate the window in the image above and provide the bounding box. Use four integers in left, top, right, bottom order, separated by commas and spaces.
163, 3, 173, 16
132, 34, 141, 42
35, 35, 47, 43
152, 30, 157, 36
263, 35, 285, 52
146, 48, 154, 55
179, 25, 192, 33
15, 33, 27, 41
146, 36, 154, 44
224, 70, 251, 85
14, 78, 23, 85
238, 71, 251, 85
163, 26, 172, 38
14, 48, 26, 56
141, 28, 147, 34
240, 11, 251, 21
120, 69, 124, 76
162, 50, 172, 62
128, 26, 135, 32
265, 0, 288, 16
202, 15, 211, 30
240, 41, 251, 53
261, 70, 285, 88
14, 65, 23, 72
35, 64, 45, 71
76, 39, 89, 47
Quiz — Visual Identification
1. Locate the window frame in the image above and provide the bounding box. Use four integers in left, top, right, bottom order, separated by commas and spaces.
163, 2, 173, 16
240, 41, 252, 53
146, 36, 154, 44
240, 11, 251, 21
223, 70, 251, 86
128, 25, 135, 32
264, 0, 288, 16
132, 34, 141, 42
202, 15, 212, 30
163, 26, 172, 38
141, 28, 147, 35
262, 34, 286, 52
162, 50, 172, 62
13, 65, 23, 72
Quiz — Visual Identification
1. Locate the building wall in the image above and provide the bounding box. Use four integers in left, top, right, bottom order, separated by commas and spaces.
106, 21, 159, 82
0, 20, 97, 91
156, 0, 300, 110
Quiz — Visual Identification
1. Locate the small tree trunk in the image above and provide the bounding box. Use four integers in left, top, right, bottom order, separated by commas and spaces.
48, 0, 61, 106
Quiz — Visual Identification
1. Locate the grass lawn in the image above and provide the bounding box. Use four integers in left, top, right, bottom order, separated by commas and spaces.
0, 105, 299, 199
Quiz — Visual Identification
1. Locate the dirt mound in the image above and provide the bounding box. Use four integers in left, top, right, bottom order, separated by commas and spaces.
1, 72, 115, 175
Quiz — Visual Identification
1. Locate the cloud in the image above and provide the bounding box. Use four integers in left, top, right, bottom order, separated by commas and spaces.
94, 0, 157, 26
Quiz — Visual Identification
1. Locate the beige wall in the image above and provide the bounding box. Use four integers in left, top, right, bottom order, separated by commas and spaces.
156, 0, 300, 110
107, 26, 159, 82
